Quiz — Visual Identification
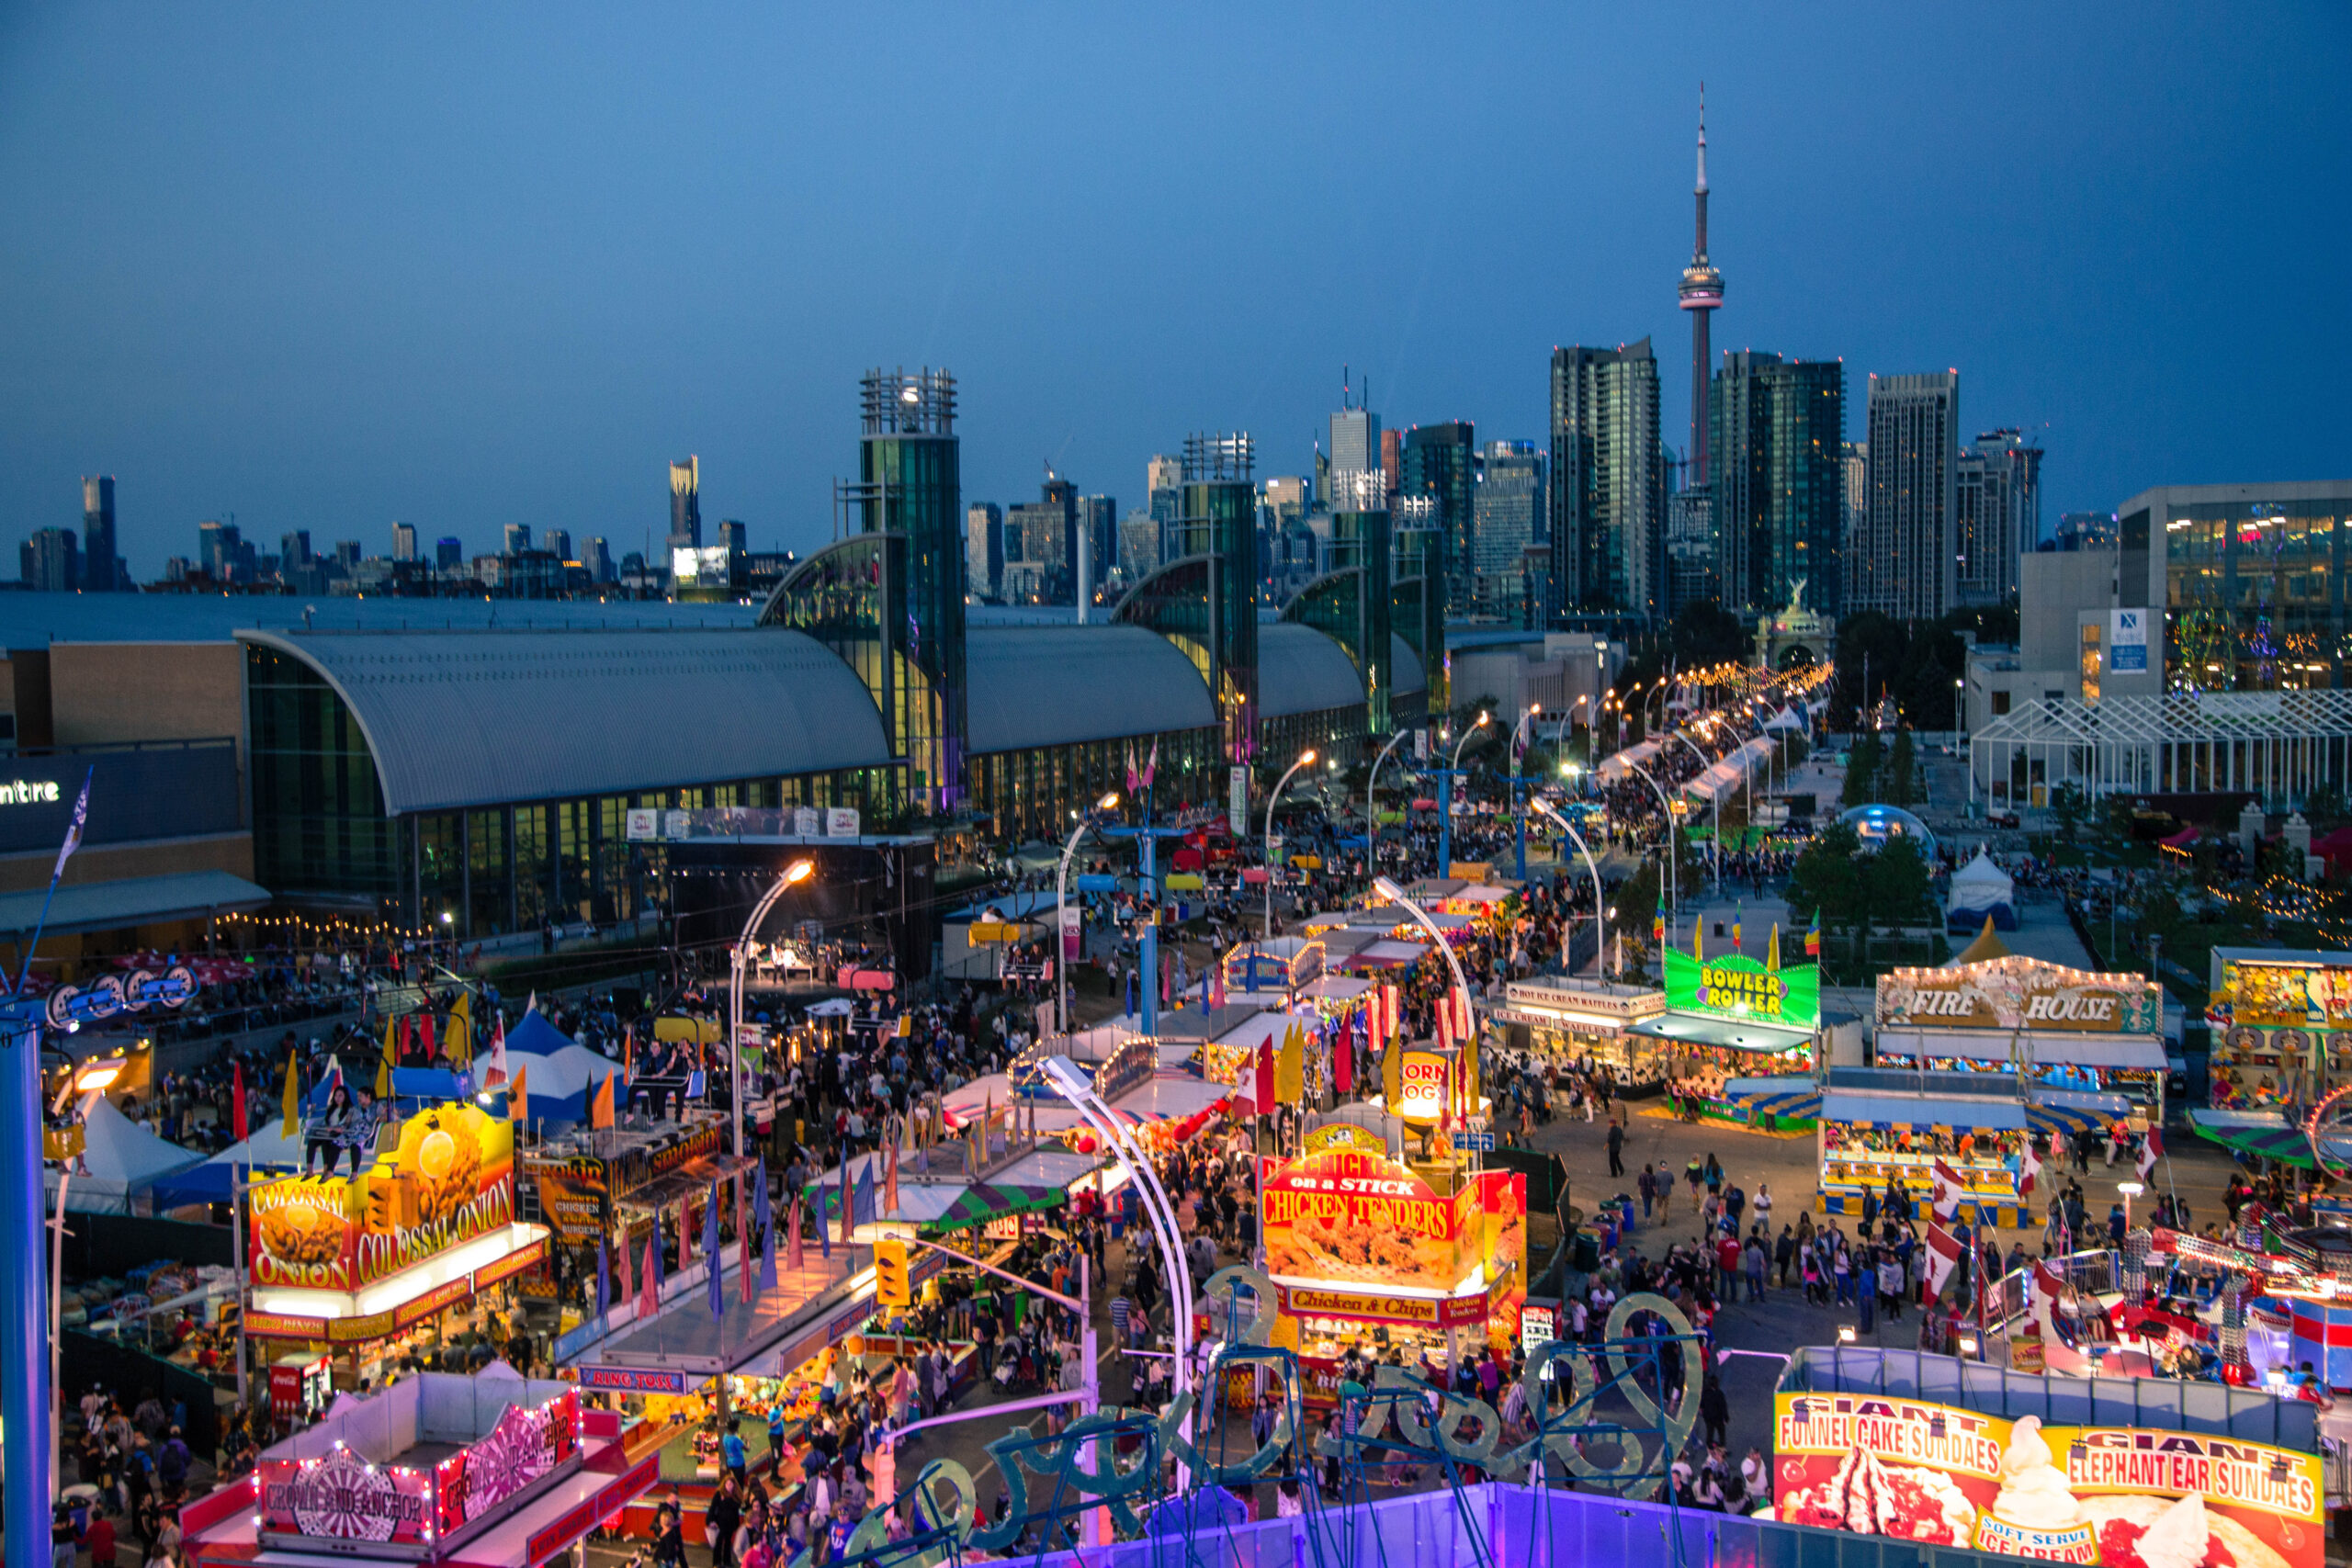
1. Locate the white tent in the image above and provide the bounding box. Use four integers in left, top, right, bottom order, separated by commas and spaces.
1596, 739, 1663, 784
1947, 850, 2018, 931
47, 1096, 205, 1213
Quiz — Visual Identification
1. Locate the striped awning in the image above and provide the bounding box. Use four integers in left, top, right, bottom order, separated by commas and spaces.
2189, 1109, 2313, 1169
2029, 1092, 2134, 1139
1724, 1076, 1822, 1121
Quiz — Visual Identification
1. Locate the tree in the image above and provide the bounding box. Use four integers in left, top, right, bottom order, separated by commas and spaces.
1864, 834, 1935, 925
1885, 729, 1917, 807
1842, 729, 1883, 807
2051, 782, 2089, 844
1785, 822, 1866, 931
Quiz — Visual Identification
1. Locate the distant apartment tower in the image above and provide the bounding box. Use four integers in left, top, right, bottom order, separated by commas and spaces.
1841, 442, 1869, 569
544, 528, 574, 559
584, 536, 615, 581
391, 522, 418, 562
1954, 429, 2041, 604
1147, 454, 1183, 571
965, 502, 1003, 599
20, 527, 78, 592
1472, 441, 1545, 626
435, 536, 464, 570
1078, 495, 1117, 598
281, 530, 313, 569
1330, 405, 1380, 481
1710, 351, 1845, 615
503, 522, 533, 556
1401, 423, 1477, 617
81, 476, 118, 592
668, 457, 702, 550
2052, 511, 2113, 551
716, 521, 747, 556
1117, 508, 1161, 581
1852, 372, 1959, 620
1550, 340, 1664, 618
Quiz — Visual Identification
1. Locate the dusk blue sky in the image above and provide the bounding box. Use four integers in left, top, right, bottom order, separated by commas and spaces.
1, 4, 2343, 574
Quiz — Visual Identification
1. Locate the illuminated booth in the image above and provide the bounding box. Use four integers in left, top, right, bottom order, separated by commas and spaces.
2205, 946, 2352, 1110
1631, 928, 1821, 1113
1492, 976, 1668, 1091
1872, 934, 2167, 1113
243, 1104, 552, 1388
1815, 1075, 2033, 1224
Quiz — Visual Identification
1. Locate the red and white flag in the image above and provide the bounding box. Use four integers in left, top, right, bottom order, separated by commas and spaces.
1931, 1160, 1964, 1222
2018, 1139, 2041, 1200
1926, 1222, 1965, 1299
2136, 1127, 2164, 1182
1255, 1033, 1276, 1114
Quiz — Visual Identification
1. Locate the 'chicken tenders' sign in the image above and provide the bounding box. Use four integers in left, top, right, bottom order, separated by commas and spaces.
250, 1105, 515, 1292
1261, 1149, 1464, 1291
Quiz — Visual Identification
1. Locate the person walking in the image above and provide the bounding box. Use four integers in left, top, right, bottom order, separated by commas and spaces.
1638, 1164, 1656, 1220
1606, 1119, 1625, 1179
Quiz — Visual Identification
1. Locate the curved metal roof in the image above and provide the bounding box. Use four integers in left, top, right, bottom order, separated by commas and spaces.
966, 626, 1215, 755
1390, 634, 1427, 695
242, 628, 890, 816
1259, 624, 1365, 718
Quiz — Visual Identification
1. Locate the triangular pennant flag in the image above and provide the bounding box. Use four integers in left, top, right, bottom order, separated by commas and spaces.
596, 1236, 610, 1316
590, 1071, 615, 1130
447, 991, 472, 1068
616, 1224, 634, 1304
1926, 1222, 1963, 1300
420, 1011, 437, 1064
1767, 924, 1781, 972
815, 1186, 831, 1261
639, 1232, 660, 1316
885, 1134, 900, 1219
2137, 1127, 2164, 1182
782, 1194, 801, 1276
740, 1180, 755, 1304
509, 1060, 527, 1122
759, 1163, 780, 1291
1805, 907, 1822, 958
279, 1050, 300, 1137
232, 1062, 249, 1143
706, 1181, 724, 1323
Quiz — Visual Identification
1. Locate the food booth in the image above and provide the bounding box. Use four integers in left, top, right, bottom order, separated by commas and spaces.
1629, 931, 1820, 1111
1492, 976, 1668, 1092
1873, 943, 2167, 1114
1246, 1124, 1526, 1410
243, 1103, 554, 1393
1815, 1076, 2033, 1225
2206, 947, 2352, 1109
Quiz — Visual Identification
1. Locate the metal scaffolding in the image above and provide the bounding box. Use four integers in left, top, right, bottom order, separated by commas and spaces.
1970, 690, 2352, 808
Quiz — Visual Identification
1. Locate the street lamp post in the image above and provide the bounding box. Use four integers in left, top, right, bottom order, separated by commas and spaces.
728, 858, 814, 1157
1665, 729, 1721, 892
1363, 728, 1410, 878
1054, 793, 1120, 1036
1624, 759, 1679, 942
1532, 799, 1608, 979
1510, 704, 1541, 882
1263, 752, 1316, 940
1439, 713, 1487, 875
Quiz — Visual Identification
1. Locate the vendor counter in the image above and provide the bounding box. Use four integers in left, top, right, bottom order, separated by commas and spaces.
1816, 1147, 2030, 1226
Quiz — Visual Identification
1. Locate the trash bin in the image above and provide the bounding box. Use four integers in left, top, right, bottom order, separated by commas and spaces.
1572, 1228, 1600, 1273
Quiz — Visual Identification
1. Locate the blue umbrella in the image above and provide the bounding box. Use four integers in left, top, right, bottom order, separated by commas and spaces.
815, 1186, 831, 1260
705, 1180, 723, 1323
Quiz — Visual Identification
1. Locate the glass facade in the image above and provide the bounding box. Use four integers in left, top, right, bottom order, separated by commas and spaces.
248, 644, 886, 938
1709, 352, 1843, 616
2164, 499, 2346, 691
860, 426, 965, 812
1400, 422, 1477, 617
967, 728, 1220, 843
1174, 477, 1258, 763
1284, 507, 1393, 738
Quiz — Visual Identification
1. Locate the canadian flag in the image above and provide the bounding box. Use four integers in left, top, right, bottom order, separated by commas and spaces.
2136, 1127, 2164, 1182
1926, 1222, 1965, 1299
2019, 1138, 2041, 1200
1931, 1160, 1964, 1222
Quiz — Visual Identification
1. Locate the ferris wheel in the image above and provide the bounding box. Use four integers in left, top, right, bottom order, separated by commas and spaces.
2303, 1083, 2352, 1179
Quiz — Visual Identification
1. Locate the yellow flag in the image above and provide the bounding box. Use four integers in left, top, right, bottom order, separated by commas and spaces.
509, 1060, 528, 1123
1382, 1033, 1403, 1109
1767, 924, 1781, 972
1274, 1022, 1304, 1104
376, 1014, 395, 1098
280, 1051, 300, 1138
447, 992, 472, 1067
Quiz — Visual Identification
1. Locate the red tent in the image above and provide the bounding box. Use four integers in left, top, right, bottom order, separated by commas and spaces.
2313, 825, 2352, 873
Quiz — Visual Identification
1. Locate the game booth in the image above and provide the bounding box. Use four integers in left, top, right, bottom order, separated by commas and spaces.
1240, 1121, 1526, 1410
1632, 929, 1821, 1117
2206, 948, 2352, 1110
1874, 937, 2169, 1113
177, 1371, 662, 1568
243, 1103, 555, 1397
1815, 1075, 2035, 1226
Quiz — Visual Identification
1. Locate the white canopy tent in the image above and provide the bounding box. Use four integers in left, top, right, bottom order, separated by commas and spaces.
1946, 850, 2018, 931
48, 1096, 206, 1213
1596, 739, 1663, 784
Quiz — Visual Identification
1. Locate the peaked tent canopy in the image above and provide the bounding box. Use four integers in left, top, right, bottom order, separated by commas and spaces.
47, 1096, 205, 1213
1947, 851, 2018, 932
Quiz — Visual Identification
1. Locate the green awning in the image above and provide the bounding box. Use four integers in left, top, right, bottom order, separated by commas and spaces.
2189, 1111, 2312, 1169
926, 1182, 1063, 1234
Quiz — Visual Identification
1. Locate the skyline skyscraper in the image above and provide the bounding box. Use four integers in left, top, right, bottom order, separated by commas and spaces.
1710, 351, 1845, 615
21, 526, 78, 592
668, 456, 701, 550
1471, 440, 1544, 626
1853, 371, 1960, 619
391, 521, 418, 562
1329, 396, 1380, 484
81, 476, 118, 592
1678, 93, 1724, 491
965, 501, 1003, 600
1954, 427, 2042, 605
1550, 340, 1664, 618
1400, 422, 1476, 617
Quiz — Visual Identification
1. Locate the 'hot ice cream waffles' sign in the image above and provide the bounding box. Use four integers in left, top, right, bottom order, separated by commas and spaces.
1772, 1395, 2321, 1568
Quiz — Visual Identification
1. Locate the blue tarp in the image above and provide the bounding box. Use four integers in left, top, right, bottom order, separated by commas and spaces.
390, 1067, 467, 1101
504, 1010, 573, 1056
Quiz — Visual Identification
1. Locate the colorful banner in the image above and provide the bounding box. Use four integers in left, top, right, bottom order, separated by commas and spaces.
1665, 948, 1820, 1029
2209, 959, 2352, 1032
1279, 1282, 1492, 1329
1390, 1048, 1453, 1123
524, 1156, 608, 1242
259, 1454, 435, 1544
250, 1104, 515, 1292
1772, 1392, 2322, 1568
1262, 1148, 1463, 1290
1880, 955, 2162, 1032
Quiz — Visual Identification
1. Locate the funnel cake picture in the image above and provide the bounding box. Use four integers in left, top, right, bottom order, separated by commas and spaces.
2078, 1494, 2292, 1568
1779, 1447, 1977, 1545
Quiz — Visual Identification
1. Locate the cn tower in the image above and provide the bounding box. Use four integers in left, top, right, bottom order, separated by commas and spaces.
1678, 87, 1724, 487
